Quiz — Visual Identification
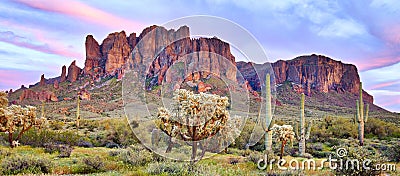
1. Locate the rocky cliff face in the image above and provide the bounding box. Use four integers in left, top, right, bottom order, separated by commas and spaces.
84, 25, 236, 88
84, 35, 102, 76
60, 65, 67, 82
236, 54, 373, 104
67, 60, 82, 82
19, 89, 58, 102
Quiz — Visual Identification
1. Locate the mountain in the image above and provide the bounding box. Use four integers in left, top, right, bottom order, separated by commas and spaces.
83, 25, 236, 89
7, 25, 398, 121
236, 54, 373, 104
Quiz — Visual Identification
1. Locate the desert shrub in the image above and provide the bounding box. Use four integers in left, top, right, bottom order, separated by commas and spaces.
83, 156, 104, 173
0, 149, 11, 159
311, 151, 331, 158
1, 155, 52, 175
383, 143, 400, 162
19, 129, 83, 147
326, 138, 341, 147
105, 142, 120, 148
118, 144, 152, 166
310, 122, 331, 142
108, 149, 123, 157
231, 120, 256, 149
313, 142, 323, 151
49, 120, 64, 130
365, 118, 400, 139
306, 142, 327, 158
247, 150, 263, 164
146, 161, 188, 175
328, 117, 357, 139
332, 146, 386, 176
190, 162, 248, 175
43, 143, 73, 158
93, 119, 139, 147
77, 140, 93, 148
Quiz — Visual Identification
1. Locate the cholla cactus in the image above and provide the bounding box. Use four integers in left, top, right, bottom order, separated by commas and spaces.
156, 89, 230, 162
0, 92, 46, 148
271, 124, 295, 159
0, 92, 8, 108
217, 115, 242, 153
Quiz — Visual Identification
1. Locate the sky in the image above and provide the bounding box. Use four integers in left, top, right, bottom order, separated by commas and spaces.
0, 0, 399, 112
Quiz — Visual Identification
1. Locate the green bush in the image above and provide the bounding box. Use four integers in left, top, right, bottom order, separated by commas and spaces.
146, 161, 188, 175
383, 143, 400, 162
328, 117, 357, 139
1, 155, 52, 175
91, 119, 139, 147
118, 144, 152, 166
246, 150, 263, 164
43, 143, 73, 158
365, 118, 400, 139
332, 146, 386, 176
19, 129, 83, 147
83, 156, 105, 173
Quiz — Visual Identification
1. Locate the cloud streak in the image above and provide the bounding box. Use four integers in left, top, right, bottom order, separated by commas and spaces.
0, 31, 80, 58
16, 0, 144, 31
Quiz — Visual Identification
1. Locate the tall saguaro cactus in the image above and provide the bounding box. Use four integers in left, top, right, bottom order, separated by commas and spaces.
76, 95, 81, 128
265, 74, 274, 151
356, 82, 369, 146
296, 93, 312, 156
41, 101, 45, 119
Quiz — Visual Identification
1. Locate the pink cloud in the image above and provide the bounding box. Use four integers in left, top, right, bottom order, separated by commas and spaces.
16, 0, 144, 31
378, 97, 400, 107
0, 70, 40, 90
0, 30, 81, 58
355, 56, 400, 71
367, 80, 400, 90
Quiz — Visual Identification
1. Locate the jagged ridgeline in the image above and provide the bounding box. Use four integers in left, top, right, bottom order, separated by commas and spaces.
5, 25, 398, 122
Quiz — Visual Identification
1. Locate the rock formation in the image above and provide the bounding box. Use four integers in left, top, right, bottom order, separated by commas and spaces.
236, 54, 374, 104
84, 35, 103, 76
19, 89, 58, 102
67, 60, 82, 82
54, 80, 59, 89
60, 65, 67, 82
102, 31, 132, 75
39, 74, 45, 86
83, 25, 237, 88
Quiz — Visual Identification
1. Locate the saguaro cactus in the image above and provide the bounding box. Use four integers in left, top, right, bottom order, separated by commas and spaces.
41, 101, 45, 118
265, 74, 274, 151
295, 93, 312, 156
356, 82, 369, 146
76, 94, 81, 128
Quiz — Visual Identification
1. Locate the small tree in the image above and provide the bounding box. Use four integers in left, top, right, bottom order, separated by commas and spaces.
156, 89, 230, 163
271, 124, 295, 159
0, 92, 46, 148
